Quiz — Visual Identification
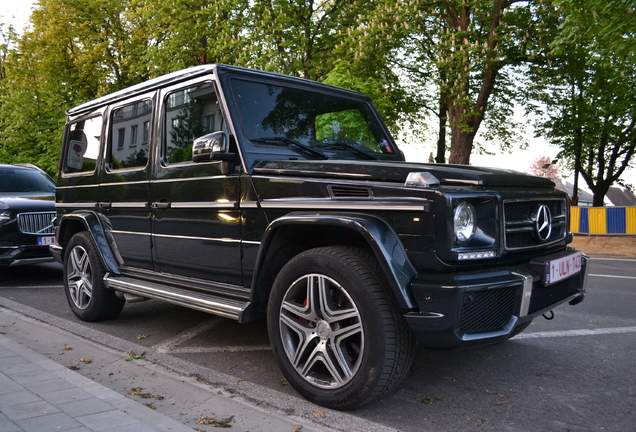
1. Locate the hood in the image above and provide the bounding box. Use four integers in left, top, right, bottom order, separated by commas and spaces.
0, 193, 55, 211
252, 160, 555, 188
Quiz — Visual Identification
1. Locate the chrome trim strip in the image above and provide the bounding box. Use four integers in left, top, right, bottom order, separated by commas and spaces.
513, 271, 535, 317
240, 202, 260, 209
170, 202, 236, 209
110, 202, 149, 209
56, 184, 99, 190
259, 198, 428, 211
242, 240, 261, 245
99, 180, 151, 187
152, 175, 227, 184
112, 230, 151, 237
254, 168, 371, 178
55, 203, 97, 209
153, 233, 240, 243
104, 277, 243, 320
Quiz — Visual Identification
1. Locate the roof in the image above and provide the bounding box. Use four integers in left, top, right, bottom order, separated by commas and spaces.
552, 178, 594, 204
67, 65, 217, 116
606, 187, 636, 206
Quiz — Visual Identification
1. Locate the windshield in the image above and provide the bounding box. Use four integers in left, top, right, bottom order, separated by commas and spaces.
0, 167, 56, 194
229, 79, 399, 161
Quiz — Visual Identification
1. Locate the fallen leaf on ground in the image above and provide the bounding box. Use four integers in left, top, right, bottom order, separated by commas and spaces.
196, 415, 234, 428
312, 412, 326, 419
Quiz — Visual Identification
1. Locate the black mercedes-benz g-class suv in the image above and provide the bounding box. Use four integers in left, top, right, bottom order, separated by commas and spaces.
51, 64, 587, 409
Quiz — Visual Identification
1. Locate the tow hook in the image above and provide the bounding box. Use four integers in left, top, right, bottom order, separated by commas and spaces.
542, 310, 555, 320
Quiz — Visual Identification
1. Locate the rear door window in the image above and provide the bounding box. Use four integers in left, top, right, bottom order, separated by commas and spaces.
109, 100, 152, 170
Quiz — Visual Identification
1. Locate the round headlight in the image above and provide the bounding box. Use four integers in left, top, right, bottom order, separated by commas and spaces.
454, 202, 476, 243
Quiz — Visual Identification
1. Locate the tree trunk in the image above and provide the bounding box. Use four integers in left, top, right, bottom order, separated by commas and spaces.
448, 129, 475, 165
435, 98, 447, 163
591, 182, 610, 207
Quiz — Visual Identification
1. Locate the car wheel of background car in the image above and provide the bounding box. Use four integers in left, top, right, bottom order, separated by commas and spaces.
267, 246, 416, 410
63, 231, 124, 321
508, 319, 533, 339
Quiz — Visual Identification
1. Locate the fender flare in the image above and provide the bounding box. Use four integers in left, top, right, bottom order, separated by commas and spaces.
250, 212, 418, 312
58, 211, 122, 275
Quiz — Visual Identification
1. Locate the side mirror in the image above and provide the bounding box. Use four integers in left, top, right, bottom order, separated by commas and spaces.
192, 131, 235, 163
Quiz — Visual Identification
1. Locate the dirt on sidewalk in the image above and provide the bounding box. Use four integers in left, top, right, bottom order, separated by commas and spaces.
570, 234, 636, 258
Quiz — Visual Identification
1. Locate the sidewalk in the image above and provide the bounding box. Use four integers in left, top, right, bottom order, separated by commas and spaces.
0, 307, 337, 432
0, 333, 195, 432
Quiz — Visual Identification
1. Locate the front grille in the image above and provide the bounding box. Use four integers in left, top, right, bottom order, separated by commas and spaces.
17, 212, 55, 234
528, 275, 581, 314
459, 287, 516, 334
503, 199, 567, 250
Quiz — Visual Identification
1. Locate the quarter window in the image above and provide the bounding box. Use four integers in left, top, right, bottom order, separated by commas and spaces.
63, 116, 103, 174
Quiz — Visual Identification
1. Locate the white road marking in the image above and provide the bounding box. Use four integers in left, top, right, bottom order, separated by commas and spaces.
589, 274, 636, 280
153, 318, 224, 353
515, 326, 636, 339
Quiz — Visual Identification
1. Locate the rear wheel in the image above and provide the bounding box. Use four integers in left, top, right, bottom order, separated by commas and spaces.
63, 231, 124, 321
267, 246, 416, 410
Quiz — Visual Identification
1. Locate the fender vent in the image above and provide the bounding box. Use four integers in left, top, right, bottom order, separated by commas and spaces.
328, 185, 373, 200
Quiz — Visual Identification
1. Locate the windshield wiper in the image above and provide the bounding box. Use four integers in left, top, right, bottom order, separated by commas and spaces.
251, 137, 328, 160
319, 142, 378, 160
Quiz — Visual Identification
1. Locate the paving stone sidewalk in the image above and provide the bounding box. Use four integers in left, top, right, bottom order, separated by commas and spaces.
0, 333, 195, 432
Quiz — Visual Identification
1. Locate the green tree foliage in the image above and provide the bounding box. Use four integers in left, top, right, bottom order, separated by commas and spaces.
530, 0, 636, 206
346, 0, 545, 164
0, 0, 146, 175
0, 0, 635, 197
131, 0, 251, 75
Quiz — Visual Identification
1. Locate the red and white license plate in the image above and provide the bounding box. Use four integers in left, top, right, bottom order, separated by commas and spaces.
544, 252, 582, 286
37, 236, 55, 246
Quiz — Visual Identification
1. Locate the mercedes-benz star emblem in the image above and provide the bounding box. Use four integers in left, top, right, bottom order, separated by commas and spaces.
533, 204, 552, 241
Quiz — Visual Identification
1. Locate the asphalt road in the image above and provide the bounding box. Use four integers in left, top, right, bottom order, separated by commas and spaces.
0, 258, 634, 432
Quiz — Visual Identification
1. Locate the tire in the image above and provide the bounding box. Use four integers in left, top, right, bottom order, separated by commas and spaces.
508, 319, 533, 339
63, 231, 125, 321
267, 246, 416, 410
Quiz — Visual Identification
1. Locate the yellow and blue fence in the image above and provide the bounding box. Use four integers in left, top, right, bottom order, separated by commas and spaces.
570, 207, 636, 234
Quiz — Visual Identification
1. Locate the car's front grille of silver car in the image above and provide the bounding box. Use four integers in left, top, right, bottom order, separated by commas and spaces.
17, 212, 56, 235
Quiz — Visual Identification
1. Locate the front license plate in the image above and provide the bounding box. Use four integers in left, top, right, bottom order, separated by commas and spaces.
37, 236, 55, 246
544, 252, 582, 286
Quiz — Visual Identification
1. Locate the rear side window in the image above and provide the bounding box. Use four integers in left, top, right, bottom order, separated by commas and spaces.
109, 100, 152, 170
63, 116, 103, 175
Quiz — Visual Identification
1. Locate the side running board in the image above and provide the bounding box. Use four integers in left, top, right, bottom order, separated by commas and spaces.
104, 274, 248, 320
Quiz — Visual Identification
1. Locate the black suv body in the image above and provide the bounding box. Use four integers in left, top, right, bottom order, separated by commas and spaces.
0, 164, 56, 267
52, 65, 587, 409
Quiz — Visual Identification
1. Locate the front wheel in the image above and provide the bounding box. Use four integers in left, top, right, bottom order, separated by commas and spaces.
267, 246, 415, 410
63, 231, 124, 321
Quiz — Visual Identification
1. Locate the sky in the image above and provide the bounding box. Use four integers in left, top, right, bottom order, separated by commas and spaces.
1, 0, 635, 191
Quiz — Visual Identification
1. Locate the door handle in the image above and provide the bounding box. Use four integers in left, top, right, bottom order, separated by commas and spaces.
151, 201, 171, 209
97, 202, 112, 210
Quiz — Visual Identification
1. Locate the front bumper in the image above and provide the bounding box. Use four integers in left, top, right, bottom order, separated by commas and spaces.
0, 244, 55, 267
405, 250, 588, 349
